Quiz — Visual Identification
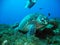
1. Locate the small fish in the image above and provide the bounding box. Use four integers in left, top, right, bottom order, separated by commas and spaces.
48, 13, 51, 16
39, 8, 43, 10
54, 18, 56, 20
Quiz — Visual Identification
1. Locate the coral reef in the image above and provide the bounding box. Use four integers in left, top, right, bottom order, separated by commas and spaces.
0, 15, 60, 45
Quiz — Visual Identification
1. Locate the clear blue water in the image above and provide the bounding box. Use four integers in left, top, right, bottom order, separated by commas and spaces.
0, 0, 60, 25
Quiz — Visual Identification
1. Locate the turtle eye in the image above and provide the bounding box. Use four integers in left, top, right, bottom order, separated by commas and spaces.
41, 19, 44, 21
41, 18, 44, 21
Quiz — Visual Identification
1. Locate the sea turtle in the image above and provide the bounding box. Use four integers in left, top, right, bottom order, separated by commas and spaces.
16, 13, 49, 37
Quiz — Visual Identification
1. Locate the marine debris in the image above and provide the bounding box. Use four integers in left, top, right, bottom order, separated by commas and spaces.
48, 13, 51, 16
39, 8, 43, 10
25, 0, 37, 8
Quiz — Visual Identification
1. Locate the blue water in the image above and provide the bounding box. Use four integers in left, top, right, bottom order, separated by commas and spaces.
0, 0, 60, 25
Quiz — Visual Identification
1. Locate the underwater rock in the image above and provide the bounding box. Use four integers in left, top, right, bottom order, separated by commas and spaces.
35, 28, 55, 39
35, 19, 59, 39
48, 19, 60, 35
2, 40, 8, 45
0, 24, 10, 30
49, 20, 58, 30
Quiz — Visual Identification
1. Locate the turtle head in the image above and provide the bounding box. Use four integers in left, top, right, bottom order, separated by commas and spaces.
36, 14, 48, 25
